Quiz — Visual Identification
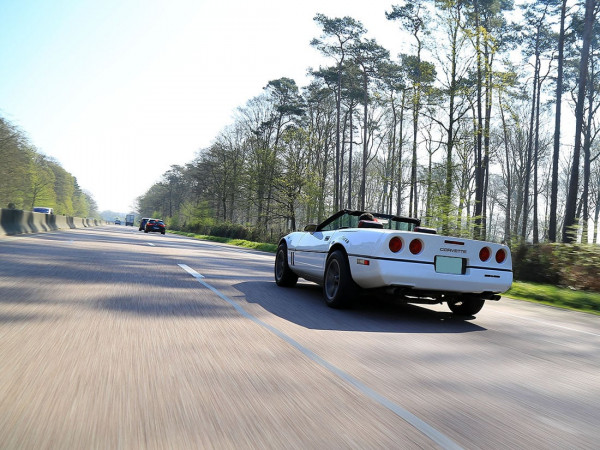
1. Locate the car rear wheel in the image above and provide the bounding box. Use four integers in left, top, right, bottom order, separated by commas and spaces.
323, 250, 356, 309
447, 297, 485, 316
274, 244, 298, 287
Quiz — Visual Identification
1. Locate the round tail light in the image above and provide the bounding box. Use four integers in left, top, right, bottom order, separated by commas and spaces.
496, 249, 506, 264
409, 239, 423, 255
479, 247, 491, 262
389, 237, 403, 253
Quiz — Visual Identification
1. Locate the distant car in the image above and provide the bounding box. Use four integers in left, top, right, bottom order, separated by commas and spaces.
114, 219, 121, 225
139, 218, 151, 231
144, 219, 166, 235
275, 209, 512, 316
33, 207, 53, 214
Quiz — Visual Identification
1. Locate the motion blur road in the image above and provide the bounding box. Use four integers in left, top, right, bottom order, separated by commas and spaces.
1, 226, 599, 449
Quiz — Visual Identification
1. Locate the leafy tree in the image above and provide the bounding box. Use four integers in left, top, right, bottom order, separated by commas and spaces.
350, 38, 390, 210
312, 14, 366, 210
387, 0, 432, 217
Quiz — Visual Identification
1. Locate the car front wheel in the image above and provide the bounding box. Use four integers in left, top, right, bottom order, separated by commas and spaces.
447, 297, 485, 316
323, 250, 356, 309
274, 244, 298, 287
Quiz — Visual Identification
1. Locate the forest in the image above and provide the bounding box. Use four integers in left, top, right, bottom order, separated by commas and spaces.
137, 0, 599, 247
0, 116, 98, 217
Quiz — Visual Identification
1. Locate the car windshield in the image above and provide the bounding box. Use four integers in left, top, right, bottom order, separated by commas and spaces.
318, 210, 419, 232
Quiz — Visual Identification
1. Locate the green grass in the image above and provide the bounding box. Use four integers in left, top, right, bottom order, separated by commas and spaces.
170, 230, 278, 253
170, 230, 600, 315
505, 281, 600, 315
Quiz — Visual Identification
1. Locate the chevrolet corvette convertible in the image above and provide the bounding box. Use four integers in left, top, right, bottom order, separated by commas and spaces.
274, 210, 512, 316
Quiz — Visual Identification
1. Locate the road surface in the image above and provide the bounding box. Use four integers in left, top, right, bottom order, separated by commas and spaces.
1, 226, 599, 449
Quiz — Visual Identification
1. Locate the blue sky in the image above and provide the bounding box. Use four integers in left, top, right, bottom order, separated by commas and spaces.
0, 0, 407, 212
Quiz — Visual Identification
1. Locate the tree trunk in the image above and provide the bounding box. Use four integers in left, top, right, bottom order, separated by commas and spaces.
443, 22, 459, 235
360, 73, 369, 211
522, 50, 540, 242
581, 65, 595, 243
473, 3, 484, 239
532, 74, 543, 244
549, 0, 567, 242
410, 89, 419, 218
348, 104, 354, 209
594, 181, 600, 244
499, 90, 512, 245
335, 67, 342, 211
563, 0, 594, 243
340, 109, 348, 210
396, 91, 406, 216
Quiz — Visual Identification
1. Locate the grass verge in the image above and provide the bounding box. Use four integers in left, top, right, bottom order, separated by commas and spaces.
505, 281, 600, 315
170, 230, 278, 253
170, 230, 600, 315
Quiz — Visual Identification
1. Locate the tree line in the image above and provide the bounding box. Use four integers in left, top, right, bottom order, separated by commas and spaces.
137, 0, 599, 245
0, 116, 98, 217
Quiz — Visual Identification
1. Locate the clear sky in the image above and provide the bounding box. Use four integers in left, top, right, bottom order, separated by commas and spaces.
0, 0, 407, 213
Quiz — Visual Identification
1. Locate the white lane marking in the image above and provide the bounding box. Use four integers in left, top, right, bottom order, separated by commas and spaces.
147, 243, 155, 247
178, 263, 461, 450
178, 263, 204, 279
495, 309, 600, 337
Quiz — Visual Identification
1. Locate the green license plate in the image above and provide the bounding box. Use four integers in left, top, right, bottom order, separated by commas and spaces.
435, 256, 465, 275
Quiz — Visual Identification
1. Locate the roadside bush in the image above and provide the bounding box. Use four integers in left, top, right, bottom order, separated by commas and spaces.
512, 243, 600, 292
512, 244, 559, 285
551, 244, 600, 292
182, 221, 259, 241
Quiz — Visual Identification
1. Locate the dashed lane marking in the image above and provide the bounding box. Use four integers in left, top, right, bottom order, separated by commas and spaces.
177, 263, 462, 450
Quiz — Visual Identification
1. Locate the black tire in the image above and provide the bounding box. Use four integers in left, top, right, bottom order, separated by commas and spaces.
323, 250, 357, 309
274, 244, 298, 287
161, 231, 165, 235
144, 229, 148, 233
447, 297, 485, 316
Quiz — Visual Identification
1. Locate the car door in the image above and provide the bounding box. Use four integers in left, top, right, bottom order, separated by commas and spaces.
293, 230, 334, 281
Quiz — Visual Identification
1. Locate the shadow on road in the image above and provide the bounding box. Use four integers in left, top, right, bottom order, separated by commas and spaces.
235, 281, 486, 334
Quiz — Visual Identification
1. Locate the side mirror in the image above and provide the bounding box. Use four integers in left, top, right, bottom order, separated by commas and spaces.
304, 224, 317, 232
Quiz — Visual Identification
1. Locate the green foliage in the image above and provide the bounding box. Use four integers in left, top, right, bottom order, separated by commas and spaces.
170, 231, 277, 253
506, 281, 600, 315
0, 115, 98, 216
513, 243, 600, 292
182, 221, 260, 242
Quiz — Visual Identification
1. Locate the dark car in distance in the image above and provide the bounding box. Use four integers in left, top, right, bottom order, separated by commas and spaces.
145, 219, 166, 235
139, 218, 151, 231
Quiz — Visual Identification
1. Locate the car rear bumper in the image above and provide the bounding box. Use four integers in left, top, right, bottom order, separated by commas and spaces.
349, 256, 512, 294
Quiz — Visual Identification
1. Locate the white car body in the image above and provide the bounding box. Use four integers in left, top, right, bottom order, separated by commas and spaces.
275, 210, 513, 315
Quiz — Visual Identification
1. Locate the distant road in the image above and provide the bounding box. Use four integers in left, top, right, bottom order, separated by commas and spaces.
1, 226, 599, 449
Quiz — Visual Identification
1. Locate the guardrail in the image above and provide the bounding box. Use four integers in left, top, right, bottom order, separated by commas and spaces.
0, 208, 104, 236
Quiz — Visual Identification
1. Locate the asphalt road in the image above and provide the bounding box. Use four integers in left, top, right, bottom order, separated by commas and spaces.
1, 226, 599, 449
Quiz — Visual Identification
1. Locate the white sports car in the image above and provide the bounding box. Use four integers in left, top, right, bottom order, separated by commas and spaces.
275, 210, 512, 316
